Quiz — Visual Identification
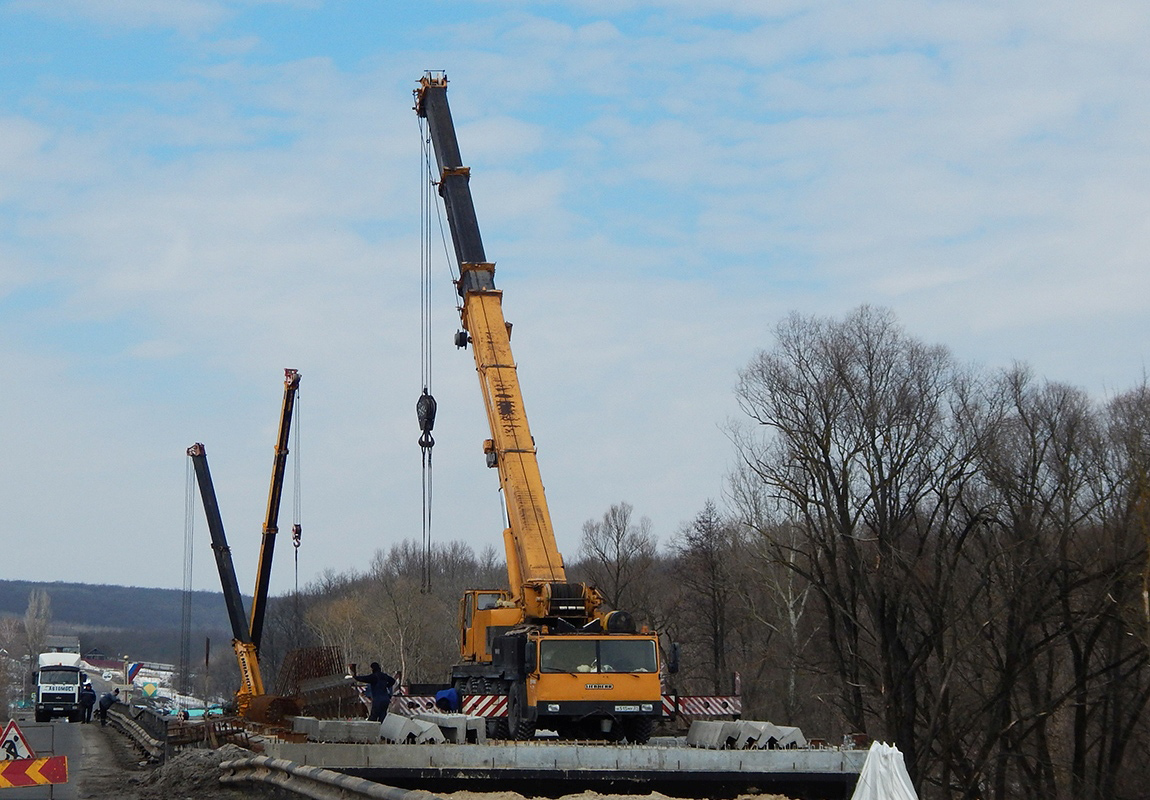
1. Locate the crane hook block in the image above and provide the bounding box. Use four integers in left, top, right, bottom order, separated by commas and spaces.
417, 389, 438, 450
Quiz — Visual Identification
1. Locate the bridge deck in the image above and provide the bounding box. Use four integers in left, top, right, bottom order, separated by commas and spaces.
261, 738, 867, 799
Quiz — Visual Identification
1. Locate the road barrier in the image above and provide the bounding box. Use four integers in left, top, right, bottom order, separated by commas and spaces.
220, 755, 444, 800
107, 703, 165, 760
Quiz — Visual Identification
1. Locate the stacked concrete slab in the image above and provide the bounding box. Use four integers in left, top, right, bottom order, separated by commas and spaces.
379, 714, 446, 744
686, 719, 807, 750
685, 720, 742, 749
414, 712, 487, 744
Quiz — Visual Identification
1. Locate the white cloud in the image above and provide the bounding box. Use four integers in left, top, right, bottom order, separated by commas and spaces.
3, 1, 1150, 593
8, 0, 231, 34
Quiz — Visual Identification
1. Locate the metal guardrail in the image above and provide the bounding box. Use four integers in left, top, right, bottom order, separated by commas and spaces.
107, 703, 166, 760
220, 755, 444, 800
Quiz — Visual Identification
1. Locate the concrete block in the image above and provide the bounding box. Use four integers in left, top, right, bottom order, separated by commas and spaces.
292, 716, 319, 737
749, 720, 807, 749
314, 720, 340, 743
733, 721, 769, 749
720, 721, 744, 749
415, 712, 487, 744
686, 720, 727, 749
748, 721, 783, 749
346, 720, 383, 743
306, 717, 383, 742
411, 718, 446, 744
379, 715, 415, 743
773, 724, 807, 749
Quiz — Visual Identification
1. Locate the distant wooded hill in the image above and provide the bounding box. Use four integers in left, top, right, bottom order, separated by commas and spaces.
0, 580, 242, 665
0, 580, 238, 632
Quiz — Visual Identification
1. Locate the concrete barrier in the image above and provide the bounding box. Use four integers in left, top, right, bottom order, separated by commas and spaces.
380, 716, 445, 744
292, 716, 320, 738
306, 719, 385, 743
764, 724, 807, 749
685, 720, 728, 749
414, 712, 487, 744
686, 719, 805, 750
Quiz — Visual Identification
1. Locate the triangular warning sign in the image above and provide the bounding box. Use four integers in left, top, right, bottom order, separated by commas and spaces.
0, 721, 36, 760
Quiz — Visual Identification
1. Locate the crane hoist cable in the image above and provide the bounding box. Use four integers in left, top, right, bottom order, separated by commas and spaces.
180, 458, 196, 702
415, 112, 462, 594
418, 116, 438, 594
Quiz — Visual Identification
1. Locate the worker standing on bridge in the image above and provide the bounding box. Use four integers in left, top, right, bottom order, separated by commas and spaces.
97, 688, 118, 727
79, 682, 96, 723
354, 663, 399, 722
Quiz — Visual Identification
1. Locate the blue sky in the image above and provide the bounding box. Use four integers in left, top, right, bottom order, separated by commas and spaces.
2, 0, 1148, 595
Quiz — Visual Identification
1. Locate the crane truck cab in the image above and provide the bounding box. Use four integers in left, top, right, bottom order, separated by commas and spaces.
529, 632, 662, 741
34, 652, 85, 723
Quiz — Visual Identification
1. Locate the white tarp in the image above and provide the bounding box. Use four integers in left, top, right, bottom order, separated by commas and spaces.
851, 741, 918, 800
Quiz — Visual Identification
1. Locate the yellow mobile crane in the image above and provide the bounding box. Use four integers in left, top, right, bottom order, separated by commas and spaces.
415, 73, 664, 742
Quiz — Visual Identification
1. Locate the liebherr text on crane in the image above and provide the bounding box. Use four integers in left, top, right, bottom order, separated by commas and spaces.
415, 72, 666, 742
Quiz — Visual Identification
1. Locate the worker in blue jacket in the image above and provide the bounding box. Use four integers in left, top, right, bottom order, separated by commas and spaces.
97, 688, 119, 726
434, 687, 462, 712
79, 682, 97, 723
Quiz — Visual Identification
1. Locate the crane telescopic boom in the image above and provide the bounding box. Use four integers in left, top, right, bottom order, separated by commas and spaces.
186, 443, 265, 716
416, 72, 576, 613
249, 368, 301, 652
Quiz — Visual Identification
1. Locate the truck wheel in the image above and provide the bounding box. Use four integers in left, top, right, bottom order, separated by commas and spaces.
34, 711, 48, 723
507, 685, 536, 741
623, 717, 655, 744
487, 717, 510, 740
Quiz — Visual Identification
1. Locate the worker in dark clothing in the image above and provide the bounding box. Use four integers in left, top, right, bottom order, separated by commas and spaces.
434, 687, 462, 712
97, 688, 119, 727
353, 662, 399, 722
79, 682, 97, 723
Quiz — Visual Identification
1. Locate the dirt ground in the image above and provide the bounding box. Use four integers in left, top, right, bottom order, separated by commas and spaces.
442, 793, 795, 800
77, 724, 796, 800
76, 723, 289, 800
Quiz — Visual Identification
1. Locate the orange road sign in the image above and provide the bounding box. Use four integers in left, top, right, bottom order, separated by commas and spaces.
0, 756, 69, 788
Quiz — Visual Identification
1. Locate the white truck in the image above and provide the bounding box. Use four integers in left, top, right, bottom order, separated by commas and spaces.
34, 652, 85, 722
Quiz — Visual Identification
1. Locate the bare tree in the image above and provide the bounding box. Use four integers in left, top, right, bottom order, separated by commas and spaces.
578, 502, 658, 617
0, 617, 24, 719
670, 500, 739, 695
304, 540, 495, 684
731, 306, 984, 789
23, 590, 51, 661
727, 466, 819, 722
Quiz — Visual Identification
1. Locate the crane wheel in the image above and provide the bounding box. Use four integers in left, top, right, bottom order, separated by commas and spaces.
507, 684, 536, 741
623, 717, 655, 744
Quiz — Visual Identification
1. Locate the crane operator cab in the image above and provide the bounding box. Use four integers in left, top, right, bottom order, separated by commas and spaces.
460, 589, 521, 662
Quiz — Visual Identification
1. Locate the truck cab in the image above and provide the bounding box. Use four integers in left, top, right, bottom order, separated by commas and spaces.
529, 633, 662, 741
35, 652, 85, 723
